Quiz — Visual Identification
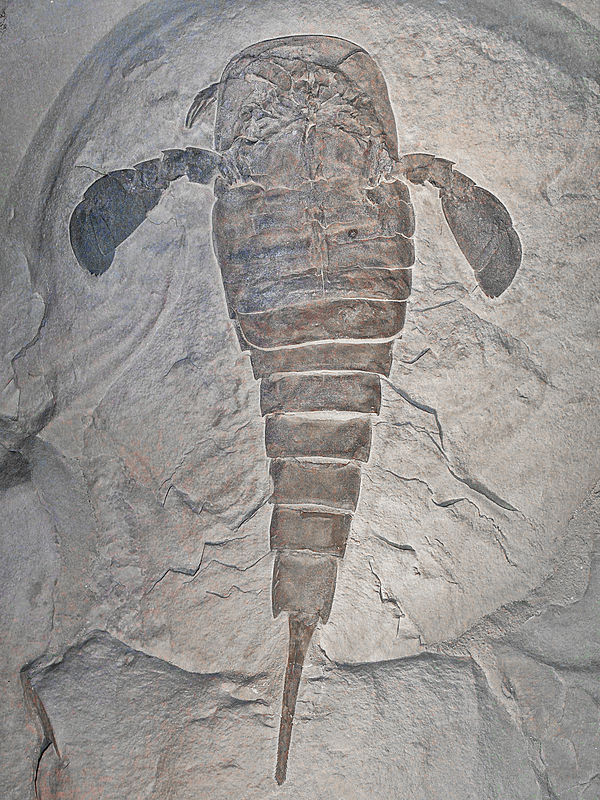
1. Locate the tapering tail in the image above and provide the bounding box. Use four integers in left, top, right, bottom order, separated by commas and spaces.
275, 613, 318, 785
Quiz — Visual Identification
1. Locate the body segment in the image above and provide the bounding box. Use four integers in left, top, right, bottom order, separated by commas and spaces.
211, 36, 415, 782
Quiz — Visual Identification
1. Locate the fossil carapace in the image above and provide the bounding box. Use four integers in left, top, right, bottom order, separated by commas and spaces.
69, 35, 522, 784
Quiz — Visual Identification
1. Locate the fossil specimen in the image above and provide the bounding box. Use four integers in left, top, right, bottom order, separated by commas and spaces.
69, 35, 521, 783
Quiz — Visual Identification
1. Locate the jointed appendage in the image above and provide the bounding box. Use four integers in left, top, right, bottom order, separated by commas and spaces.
70, 147, 221, 275
185, 82, 219, 129
396, 153, 521, 298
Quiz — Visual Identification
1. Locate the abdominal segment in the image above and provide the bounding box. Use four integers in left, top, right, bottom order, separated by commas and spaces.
214, 172, 413, 622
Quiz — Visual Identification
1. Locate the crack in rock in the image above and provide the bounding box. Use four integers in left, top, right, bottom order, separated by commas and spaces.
382, 376, 445, 448
372, 465, 518, 567
379, 378, 522, 514
205, 584, 264, 599
146, 536, 270, 596
367, 559, 406, 636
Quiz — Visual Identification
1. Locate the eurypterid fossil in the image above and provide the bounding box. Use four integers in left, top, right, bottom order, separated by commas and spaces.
68, 35, 521, 784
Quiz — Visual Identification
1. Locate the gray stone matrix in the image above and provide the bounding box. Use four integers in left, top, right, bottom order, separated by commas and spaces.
0, 1, 598, 797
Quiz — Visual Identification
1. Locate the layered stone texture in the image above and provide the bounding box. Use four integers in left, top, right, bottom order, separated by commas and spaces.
1, 0, 599, 797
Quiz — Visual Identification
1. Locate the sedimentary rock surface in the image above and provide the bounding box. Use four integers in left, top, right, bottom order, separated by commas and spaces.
24, 630, 541, 799
1, 0, 598, 797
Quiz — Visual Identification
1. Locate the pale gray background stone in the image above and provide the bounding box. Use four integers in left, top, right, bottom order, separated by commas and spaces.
1, 0, 599, 797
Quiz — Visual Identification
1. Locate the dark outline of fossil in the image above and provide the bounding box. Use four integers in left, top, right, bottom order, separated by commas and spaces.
67, 35, 522, 785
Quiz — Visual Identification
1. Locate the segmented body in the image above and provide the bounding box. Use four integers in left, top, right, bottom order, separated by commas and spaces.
210, 37, 414, 781
214, 38, 412, 612
69, 33, 522, 786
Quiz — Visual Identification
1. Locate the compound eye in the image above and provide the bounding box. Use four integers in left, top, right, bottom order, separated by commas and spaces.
347, 228, 358, 239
